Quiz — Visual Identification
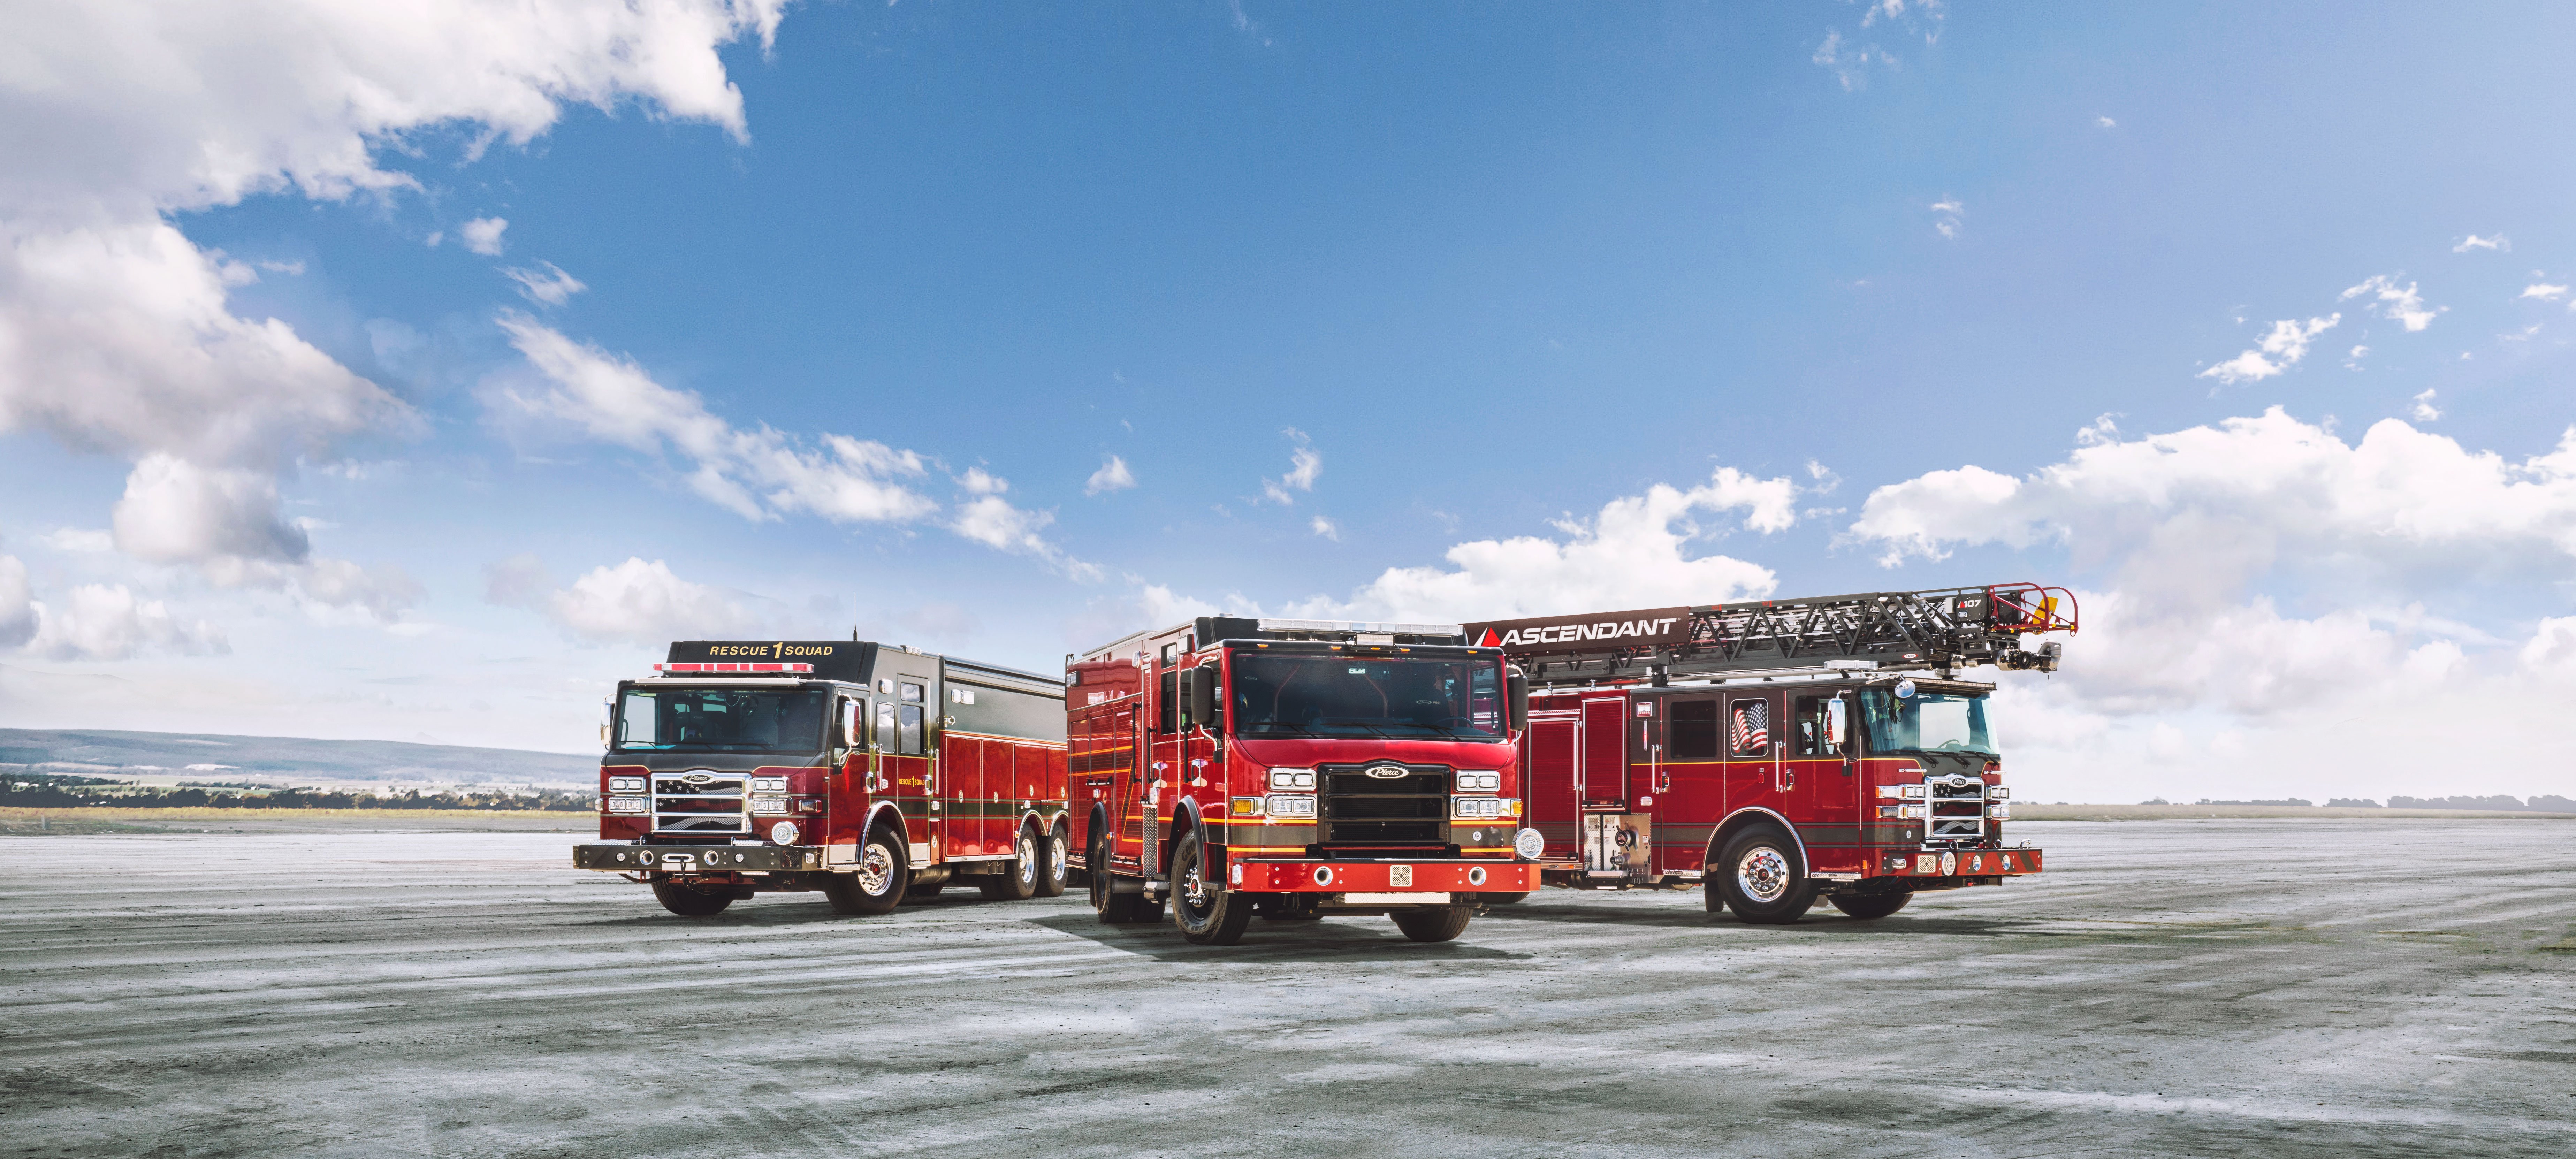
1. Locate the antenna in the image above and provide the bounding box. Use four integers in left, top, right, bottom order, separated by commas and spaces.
851, 594, 859, 643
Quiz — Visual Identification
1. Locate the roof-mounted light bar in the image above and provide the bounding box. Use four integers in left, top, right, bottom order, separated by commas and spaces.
1255, 618, 1462, 636
653, 662, 816, 674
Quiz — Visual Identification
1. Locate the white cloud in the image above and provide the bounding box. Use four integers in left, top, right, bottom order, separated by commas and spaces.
37, 528, 114, 553
1310, 515, 1340, 541
1084, 455, 1136, 496
543, 557, 762, 645
2410, 389, 2441, 422
19, 580, 228, 661
2095, 115, 2117, 129
0, 555, 35, 649
2520, 283, 2568, 301
0, 0, 785, 608
501, 261, 585, 306
459, 217, 509, 256
1811, 31, 1896, 91
2452, 234, 2509, 253
2344, 344, 2369, 369
1283, 466, 1797, 623
2340, 274, 2443, 331
1929, 198, 1964, 239
2197, 314, 2339, 384
1261, 433, 1322, 504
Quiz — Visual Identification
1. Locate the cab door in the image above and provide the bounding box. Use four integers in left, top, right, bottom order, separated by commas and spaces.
1722, 691, 1786, 820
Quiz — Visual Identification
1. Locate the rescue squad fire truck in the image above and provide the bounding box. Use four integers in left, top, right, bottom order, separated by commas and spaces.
572, 640, 1068, 917
1067, 616, 1545, 945
1461, 584, 2075, 923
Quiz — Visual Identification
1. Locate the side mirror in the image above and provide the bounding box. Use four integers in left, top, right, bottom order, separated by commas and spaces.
1507, 668, 1530, 732
1826, 696, 1849, 752
841, 699, 864, 749
1184, 665, 1219, 731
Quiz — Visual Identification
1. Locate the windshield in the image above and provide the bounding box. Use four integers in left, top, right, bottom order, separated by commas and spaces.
1229, 654, 1506, 741
614, 687, 828, 753
1861, 689, 1997, 756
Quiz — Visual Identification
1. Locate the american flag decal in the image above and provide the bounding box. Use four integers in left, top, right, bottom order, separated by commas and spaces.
1731, 701, 1770, 753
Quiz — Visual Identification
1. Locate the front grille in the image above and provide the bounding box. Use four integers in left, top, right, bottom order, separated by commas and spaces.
1319, 764, 1448, 846
1925, 773, 1987, 843
653, 773, 749, 836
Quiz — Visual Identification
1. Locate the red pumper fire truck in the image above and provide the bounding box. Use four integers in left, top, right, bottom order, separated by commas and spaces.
571, 639, 1069, 917
1460, 584, 2076, 923
1067, 616, 1545, 945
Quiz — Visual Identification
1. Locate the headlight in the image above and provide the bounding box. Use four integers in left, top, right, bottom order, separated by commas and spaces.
1454, 770, 1500, 792
753, 777, 788, 792
769, 820, 799, 844
1452, 795, 1516, 820
1267, 768, 1316, 791
1988, 786, 2010, 800
1897, 804, 1928, 819
606, 795, 647, 814
1986, 804, 2012, 819
1265, 795, 1316, 818
1512, 828, 1546, 860
1900, 784, 1928, 799
607, 776, 645, 793
752, 796, 790, 815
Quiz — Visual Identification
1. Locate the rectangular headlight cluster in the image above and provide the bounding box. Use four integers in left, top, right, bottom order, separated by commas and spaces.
1875, 784, 1930, 800
1455, 770, 1501, 792
1877, 803, 1928, 820
1267, 768, 1316, 791
752, 796, 790, 815
753, 777, 789, 792
607, 795, 648, 814
1988, 786, 2010, 799
1264, 795, 1317, 819
1453, 795, 1517, 820
1987, 804, 2012, 819
607, 776, 646, 793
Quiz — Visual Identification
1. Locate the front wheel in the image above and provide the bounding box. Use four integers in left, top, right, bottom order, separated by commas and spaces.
1829, 892, 1912, 920
1713, 825, 1816, 924
1390, 906, 1473, 943
822, 828, 907, 916
651, 880, 733, 917
980, 827, 1041, 901
1035, 823, 1070, 897
1170, 831, 1252, 945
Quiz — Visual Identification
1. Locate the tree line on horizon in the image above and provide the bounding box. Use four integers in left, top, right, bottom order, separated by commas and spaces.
0, 772, 593, 813
2135, 794, 2576, 812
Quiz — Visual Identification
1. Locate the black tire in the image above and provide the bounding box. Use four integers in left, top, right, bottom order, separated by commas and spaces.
822, 827, 907, 916
1712, 824, 1815, 924
1390, 906, 1473, 942
651, 880, 733, 917
1829, 892, 1912, 920
1169, 830, 1252, 945
981, 826, 1043, 901
1477, 892, 1529, 905
1036, 823, 1070, 897
1090, 832, 1163, 924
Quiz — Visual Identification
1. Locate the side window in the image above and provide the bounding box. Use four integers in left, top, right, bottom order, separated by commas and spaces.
899, 681, 925, 755
874, 700, 895, 749
1157, 667, 1177, 734
1668, 699, 1718, 760
1729, 698, 1773, 758
618, 690, 657, 747
1792, 696, 1829, 757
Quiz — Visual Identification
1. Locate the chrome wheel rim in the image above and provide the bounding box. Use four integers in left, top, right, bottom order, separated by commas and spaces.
1736, 846, 1791, 903
856, 843, 897, 896
1179, 849, 1213, 917
1049, 833, 1068, 883
1016, 834, 1037, 885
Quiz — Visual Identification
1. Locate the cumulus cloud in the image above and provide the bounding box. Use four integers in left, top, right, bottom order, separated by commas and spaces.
0, 555, 35, 649
2410, 389, 2441, 422
542, 557, 764, 645
459, 217, 509, 256
2520, 283, 2568, 302
2340, 274, 2443, 331
2198, 314, 2339, 384
501, 261, 586, 306
0, 556, 226, 661
2452, 234, 2509, 253
1310, 515, 1341, 541
0, 0, 786, 619
1261, 431, 1322, 504
1084, 455, 1136, 496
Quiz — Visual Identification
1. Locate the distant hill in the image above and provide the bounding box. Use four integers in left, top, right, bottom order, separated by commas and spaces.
0, 728, 596, 788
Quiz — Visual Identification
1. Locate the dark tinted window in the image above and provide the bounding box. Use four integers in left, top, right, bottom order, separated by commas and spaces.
1668, 699, 1719, 760
1793, 696, 1830, 757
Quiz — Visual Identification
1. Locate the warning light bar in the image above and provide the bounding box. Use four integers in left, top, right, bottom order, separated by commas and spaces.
653, 663, 816, 674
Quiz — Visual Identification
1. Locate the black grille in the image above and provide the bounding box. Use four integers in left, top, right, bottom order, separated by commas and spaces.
1320, 764, 1448, 846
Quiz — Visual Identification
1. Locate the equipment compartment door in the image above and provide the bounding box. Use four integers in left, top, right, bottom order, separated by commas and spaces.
1579, 696, 1629, 808
1520, 707, 1580, 860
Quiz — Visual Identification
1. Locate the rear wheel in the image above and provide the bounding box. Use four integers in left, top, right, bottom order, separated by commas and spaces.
1714, 825, 1815, 924
822, 828, 907, 916
1170, 831, 1252, 945
1035, 823, 1070, 897
651, 880, 733, 917
1091, 832, 1163, 924
1829, 892, 1912, 920
981, 827, 1043, 901
1390, 906, 1473, 943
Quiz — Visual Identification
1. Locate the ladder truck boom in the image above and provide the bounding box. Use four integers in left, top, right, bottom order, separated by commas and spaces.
1464, 582, 2078, 683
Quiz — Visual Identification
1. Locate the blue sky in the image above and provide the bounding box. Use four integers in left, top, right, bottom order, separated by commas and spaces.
4, 2, 2574, 801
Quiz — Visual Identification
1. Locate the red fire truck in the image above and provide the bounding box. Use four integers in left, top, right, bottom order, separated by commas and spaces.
1461, 584, 2075, 923
572, 639, 1069, 917
1067, 616, 1546, 945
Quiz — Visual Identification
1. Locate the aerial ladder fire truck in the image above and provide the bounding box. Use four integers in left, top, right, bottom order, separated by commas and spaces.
1067, 616, 1544, 945
1460, 583, 2075, 923
572, 639, 1068, 917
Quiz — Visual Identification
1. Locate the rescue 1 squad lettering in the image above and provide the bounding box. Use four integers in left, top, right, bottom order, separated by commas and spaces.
702, 642, 839, 659
1460, 608, 1693, 656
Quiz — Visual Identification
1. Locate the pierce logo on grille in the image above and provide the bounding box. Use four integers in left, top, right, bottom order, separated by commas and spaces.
1364, 765, 1408, 780
683, 772, 712, 785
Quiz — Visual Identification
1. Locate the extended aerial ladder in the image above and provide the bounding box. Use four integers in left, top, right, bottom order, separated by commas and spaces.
1464, 582, 2078, 683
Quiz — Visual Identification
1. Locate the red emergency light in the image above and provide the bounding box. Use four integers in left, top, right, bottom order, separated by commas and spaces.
652, 662, 816, 674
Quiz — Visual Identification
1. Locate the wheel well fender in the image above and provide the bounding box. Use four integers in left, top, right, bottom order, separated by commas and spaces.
1707, 807, 1809, 878
1166, 797, 1208, 876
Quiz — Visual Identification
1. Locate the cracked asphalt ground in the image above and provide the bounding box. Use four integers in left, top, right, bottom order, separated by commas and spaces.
2, 820, 2571, 1158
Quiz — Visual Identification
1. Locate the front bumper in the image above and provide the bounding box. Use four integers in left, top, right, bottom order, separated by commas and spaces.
574, 843, 826, 873
1228, 858, 1539, 895
1877, 847, 2041, 878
